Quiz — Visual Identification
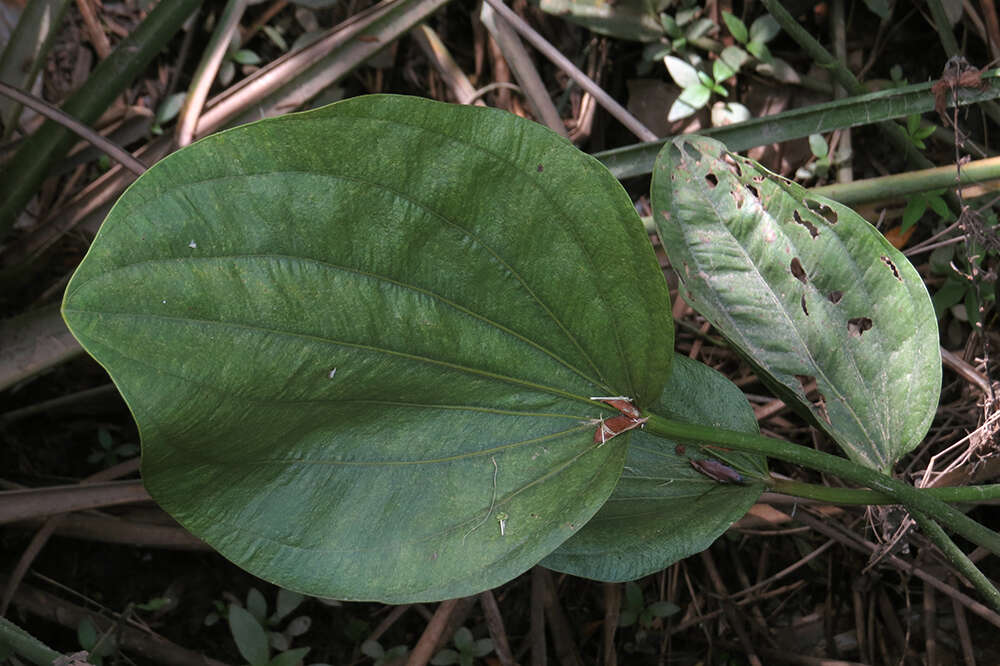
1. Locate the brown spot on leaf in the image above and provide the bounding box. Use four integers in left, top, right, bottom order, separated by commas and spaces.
537, 164, 544, 172
801, 294, 809, 316
675, 444, 686, 456
792, 210, 820, 238
795, 375, 816, 393
731, 188, 745, 209
848, 317, 873, 337
790, 257, 808, 284
804, 198, 838, 224
827, 291, 843, 304
813, 391, 831, 424
880, 255, 902, 281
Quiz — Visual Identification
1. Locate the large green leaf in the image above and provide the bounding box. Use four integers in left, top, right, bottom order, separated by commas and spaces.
543, 354, 765, 581
61, 95, 673, 602
652, 136, 940, 472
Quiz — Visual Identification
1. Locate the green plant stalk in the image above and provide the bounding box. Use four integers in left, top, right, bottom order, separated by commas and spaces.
909, 509, 1000, 613
593, 71, 1000, 179
0, 0, 202, 240
644, 414, 1000, 556
812, 154, 1000, 206
771, 478, 1000, 504
0, 617, 61, 665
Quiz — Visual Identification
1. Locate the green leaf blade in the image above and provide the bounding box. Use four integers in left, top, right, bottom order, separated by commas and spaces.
721, 11, 748, 43
651, 136, 941, 471
62, 95, 673, 602
543, 354, 765, 581
229, 604, 270, 666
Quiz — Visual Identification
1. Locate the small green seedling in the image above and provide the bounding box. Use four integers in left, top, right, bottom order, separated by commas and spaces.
76, 617, 116, 666
664, 55, 733, 121
87, 427, 138, 467
430, 628, 493, 666
903, 113, 936, 150
360, 639, 409, 666
618, 581, 680, 630
212, 588, 327, 666
902, 189, 953, 232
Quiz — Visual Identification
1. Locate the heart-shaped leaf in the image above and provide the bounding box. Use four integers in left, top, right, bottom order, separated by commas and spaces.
62, 95, 673, 602
543, 354, 765, 581
652, 136, 940, 472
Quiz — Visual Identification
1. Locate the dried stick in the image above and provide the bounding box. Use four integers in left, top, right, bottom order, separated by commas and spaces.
405, 598, 461, 666
0, 81, 146, 175
478, 590, 515, 666
479, 0, 658, 142
3, 576, 231, 666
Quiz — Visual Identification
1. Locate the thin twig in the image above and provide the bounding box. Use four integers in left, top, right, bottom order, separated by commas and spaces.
479, 2, 566, 136
478, 590, 515, 666
479, 0, 658, 142
405, 598, 461, 666
176, 0, 250, 147
0, 81, 146, 175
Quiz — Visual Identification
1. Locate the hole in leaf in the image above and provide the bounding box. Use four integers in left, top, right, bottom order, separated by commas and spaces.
705, 172, 718, 188
731, 188, 745, 209
801, 294, 809, 316
790, 257, 808, 284
792, 210, 820, 238
880, 255, 902, 281
795, 375, 816, 394
745, 183, 760, 199
732, 161, 742, 178
683, 143, 701, 160
804, 198, 838, 224
752, 175, 765, 184
827, 291, 843, 304
848, 317, 873, 337
813, 392, 831, 424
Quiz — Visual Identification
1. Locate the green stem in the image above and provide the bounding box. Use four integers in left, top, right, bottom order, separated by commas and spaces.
910, 509, 1000, 612
812, 154, 1000, 206
0, 617, 61, 665
645, 414, 1000, 556
771, 478, 1000, 505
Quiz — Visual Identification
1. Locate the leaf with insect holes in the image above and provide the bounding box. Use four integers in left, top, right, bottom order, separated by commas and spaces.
652, 136, 940, 472
61, 95, 673, 602
543, 354, 765, 581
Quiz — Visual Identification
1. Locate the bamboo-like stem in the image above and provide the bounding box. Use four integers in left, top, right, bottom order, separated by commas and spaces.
643, 415, 1000, 561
